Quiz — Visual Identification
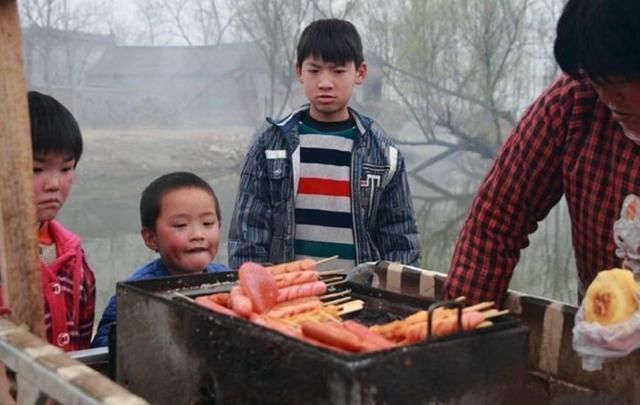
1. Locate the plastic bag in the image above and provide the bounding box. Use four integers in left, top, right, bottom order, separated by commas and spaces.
572, 295, 640, 371
614, 194, 640, 276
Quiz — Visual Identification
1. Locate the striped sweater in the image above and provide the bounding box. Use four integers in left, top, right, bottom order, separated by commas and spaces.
294, 114, 356, 271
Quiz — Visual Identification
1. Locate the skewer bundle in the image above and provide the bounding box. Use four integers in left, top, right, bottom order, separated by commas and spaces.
370, 301, 508, 344
183, 258, 510, 354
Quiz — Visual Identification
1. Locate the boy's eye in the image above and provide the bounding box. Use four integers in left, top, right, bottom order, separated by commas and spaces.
33, 167, 43, 174
62, 166, 74, 173
203, 221, 216, 227
172, 223, 187, 228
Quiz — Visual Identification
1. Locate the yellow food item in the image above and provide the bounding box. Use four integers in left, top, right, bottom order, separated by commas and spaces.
584, 268, 639, 325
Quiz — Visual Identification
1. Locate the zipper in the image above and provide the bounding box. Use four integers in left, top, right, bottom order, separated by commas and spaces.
351, 133, 360, 265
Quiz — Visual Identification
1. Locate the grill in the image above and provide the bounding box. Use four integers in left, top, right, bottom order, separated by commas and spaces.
115, 264, 528, 405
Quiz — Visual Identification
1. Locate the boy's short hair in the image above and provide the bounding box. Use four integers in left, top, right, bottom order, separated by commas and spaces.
296, 18, 364, 68
140, 171, 221, 231
28, 91, 83, 165
554, 0, 640, 83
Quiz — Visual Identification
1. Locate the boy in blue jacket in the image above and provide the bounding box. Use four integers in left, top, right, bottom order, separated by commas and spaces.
92, 171, 229, 347
229, 18, 422, 271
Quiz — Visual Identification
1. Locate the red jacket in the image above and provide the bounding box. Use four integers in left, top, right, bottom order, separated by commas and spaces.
1, 220, 96, 351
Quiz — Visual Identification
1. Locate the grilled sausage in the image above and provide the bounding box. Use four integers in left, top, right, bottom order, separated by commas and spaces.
195, 296, 238, 317
274, 270, 320, 288
267, 259, 317, 275
267, 297, 323, 318
239, 262, 278, 313
301, 321, 363, 352
342, 320, 397, 351
230, 286, 254, 317
277, 281, 327, 303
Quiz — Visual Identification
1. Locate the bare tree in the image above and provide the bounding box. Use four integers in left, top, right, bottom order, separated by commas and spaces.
230, 0, 314, 118
19, 0, 113, 110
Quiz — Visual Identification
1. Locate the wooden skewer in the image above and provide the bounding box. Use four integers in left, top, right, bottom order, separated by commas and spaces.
477, 321, 493, 328
325, 279, 349, 287
315, 255, 339, 266
320, 289, 352, 300
481, 309, 509, 319
321, 276, 345, 285
337, 299, 364, 316
318, 269, 346, 276
323, 296, 351, 306
463, 301, 495, 313
174, 292, 195, 303
454, 296, 466, 302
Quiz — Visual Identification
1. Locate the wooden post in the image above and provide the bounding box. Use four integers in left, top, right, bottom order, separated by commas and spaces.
0, 0, 46, 338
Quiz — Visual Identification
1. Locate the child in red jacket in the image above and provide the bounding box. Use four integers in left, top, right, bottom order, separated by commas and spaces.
27, 91, 96, 351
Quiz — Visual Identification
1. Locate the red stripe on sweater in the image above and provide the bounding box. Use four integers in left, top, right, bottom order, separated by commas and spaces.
298, 178, 350, 196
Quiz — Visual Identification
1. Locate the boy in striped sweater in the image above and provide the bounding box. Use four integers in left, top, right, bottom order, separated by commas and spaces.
229, 18, 421, 271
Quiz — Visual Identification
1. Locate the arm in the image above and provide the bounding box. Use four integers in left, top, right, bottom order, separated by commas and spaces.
91, 293, 116, 348
228, 134, 275, 269
444, 79, 571, 304
78, 256, 95, 349
374, 152, 422, 267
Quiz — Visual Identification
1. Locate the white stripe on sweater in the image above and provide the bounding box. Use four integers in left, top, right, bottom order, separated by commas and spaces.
295, 224, 354, 244
299, 163, 350, 180
295, 195, 351, 212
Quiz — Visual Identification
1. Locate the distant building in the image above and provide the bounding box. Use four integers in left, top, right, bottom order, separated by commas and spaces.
84, 43, 271, 128
22, 25, 116, 111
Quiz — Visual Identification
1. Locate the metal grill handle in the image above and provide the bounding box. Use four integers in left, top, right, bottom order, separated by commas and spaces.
426, 298, 465, 343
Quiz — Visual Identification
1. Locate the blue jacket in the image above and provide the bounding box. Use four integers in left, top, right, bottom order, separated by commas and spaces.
91, 258, 229, 347
228, 105, 422, 269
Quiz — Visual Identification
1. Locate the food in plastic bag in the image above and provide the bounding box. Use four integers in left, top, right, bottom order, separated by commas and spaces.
584, 268, 638, 325
573, 268, 640, 371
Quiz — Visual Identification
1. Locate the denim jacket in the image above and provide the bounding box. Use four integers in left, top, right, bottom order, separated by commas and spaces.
228, 105, 422, 269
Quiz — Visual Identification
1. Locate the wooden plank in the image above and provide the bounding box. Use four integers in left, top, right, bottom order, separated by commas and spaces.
0, 318, 149, 404
0, 0, 45, 338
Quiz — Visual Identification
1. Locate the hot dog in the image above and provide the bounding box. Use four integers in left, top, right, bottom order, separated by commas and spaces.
267, 297, 323, 318
277, 281, 327, 303
342, 320, 397, 351
267, 258, 317, 275
274, 270, 320, 288
205, 293, 230, 307
230, 286, 254, 317
301, 321, 363, 352
195, 296, 238, 318
402, 311, 487, 344
239, 261, 278, 313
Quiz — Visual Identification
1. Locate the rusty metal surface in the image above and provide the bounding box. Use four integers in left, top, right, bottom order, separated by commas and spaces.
116, 271, 528, 405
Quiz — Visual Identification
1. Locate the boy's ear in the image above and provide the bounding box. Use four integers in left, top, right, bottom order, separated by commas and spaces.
295, 64, 303, 83
355, 62, 367, 85
141, 227, 159, 252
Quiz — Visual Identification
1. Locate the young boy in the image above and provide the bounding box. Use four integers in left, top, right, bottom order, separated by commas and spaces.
228, 18, 422, 271
91, 171, 229, 347
28, 91, 96, 351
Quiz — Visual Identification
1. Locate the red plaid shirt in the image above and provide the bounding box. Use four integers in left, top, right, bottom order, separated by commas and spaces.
444, 74, 640, 304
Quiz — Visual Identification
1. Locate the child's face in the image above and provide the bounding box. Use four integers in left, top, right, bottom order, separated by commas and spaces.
142, 187, 220, 275
32, 152, 76, 223
296, 56, 367, 122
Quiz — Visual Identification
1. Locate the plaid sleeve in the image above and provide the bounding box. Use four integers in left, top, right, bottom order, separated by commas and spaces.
76, 256, 96, 350
228, 137, 274, 269
374, 152, 422, 267
444, 77, 572, 304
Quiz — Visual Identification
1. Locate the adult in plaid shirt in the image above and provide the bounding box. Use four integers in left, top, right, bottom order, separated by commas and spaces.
445, 0, 640, 305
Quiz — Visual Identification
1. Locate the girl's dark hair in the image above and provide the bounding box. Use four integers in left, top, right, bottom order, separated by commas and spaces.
554, 0, 640, 83
28, 91, 83, 165
296, 18, 364, 68
140, 171, 221, 231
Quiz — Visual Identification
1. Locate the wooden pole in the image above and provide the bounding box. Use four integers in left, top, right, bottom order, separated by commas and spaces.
0, 0, 46, 338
